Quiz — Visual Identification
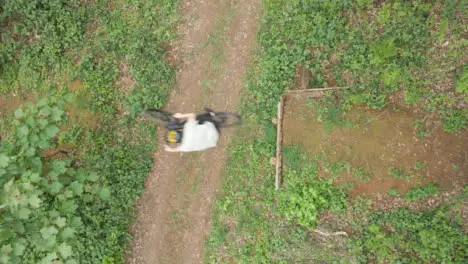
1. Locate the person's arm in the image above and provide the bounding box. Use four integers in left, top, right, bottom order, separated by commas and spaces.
173, 113, 196, 120
164, 145, 180, 152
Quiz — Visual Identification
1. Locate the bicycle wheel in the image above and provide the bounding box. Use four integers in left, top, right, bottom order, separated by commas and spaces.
143, 109, 174, 125
214, 112, 242, 128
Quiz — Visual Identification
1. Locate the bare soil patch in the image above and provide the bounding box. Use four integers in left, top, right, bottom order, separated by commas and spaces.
282, 94, 468, 209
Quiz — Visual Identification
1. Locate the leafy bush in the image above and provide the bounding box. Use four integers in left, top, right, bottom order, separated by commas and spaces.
441, 108, 467, 133
278, 164, 346, 229
0, 95, 109, 264
404, 183, 439, 201
352, 207, 467, 263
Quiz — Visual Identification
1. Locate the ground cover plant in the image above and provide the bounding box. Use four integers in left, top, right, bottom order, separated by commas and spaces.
205, 0, 467, 263
0, 0, 180, 263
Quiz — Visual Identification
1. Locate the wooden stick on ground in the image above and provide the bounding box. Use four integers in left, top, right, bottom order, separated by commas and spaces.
275, 95, 285, 190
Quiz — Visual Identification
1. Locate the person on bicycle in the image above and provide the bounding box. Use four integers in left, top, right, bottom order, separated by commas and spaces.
164, 110, 220, 152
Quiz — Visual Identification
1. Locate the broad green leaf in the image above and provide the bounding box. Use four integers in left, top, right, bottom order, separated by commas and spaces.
36, 98, 48, 108
49, 210, 60, 218
60, 200, 77, 214
1, 244, 12, 255
52, 160, 68, 174
0, 154, 9, 168
18, 125, 29, 136
45, 125, 60, 138
30, 172, 41, 183
39, 106, 52, 117
14, 108, 24, 119
87, 172, 99, 182
60, 227, 75, 240
69, 216, 82, 228
49, 181, 63, 194
63, 93, 73, 103
51, 107, 64, 122
38, 119, 49, 128
66, 259, 78, 264
55, 217, 67, 228
13, 239, 26, 256
99, 187, 111, 201
37, 139, 50, 149
28, 194, 42, 208
83, 194, 93, 203
26, 117, 37, 127
58, 243, 72, 259
18, 207, 31, 220
39, 252, 57, 264
70, 182, 83, 196
40, 226, 58, 240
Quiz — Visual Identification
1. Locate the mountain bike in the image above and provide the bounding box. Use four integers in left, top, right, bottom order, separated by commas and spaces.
143, 108, 242, 132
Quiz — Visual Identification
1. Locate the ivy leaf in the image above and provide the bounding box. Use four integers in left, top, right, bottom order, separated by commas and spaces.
39, 106, 52, 117
28, 194, 42, 208
51, 107, 64, 122
69, 216, 82, 228
52, 160, 68, 174
87, 172, 99, 182
63, 93, 73, 103
40, 226, 58, 240
36, 98, 48, 107
18, 207, 31, 220
66, 259, 78, 264
30, 172, 41, 183
39, 252, 57, 264
99, 187, 111, 201
60, 227, 75, 240
60, 200, 77, 214
49, 181, 63, 194
0, 154, 9, 168
45, 125, 60, 138
58, 243, 72, 259
14, 108, 25, 118
38, 119, 49, 129
70, 182, 83, 196
83, 194, 93, 203
13, 239, 26, 256
18, 125, 29, 136
55, 217, 67, 228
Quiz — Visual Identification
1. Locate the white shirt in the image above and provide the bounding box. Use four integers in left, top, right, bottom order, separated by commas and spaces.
178, 120, 219, 152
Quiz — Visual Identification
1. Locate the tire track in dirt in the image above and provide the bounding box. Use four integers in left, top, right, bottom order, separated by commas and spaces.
127, 1, 260, 263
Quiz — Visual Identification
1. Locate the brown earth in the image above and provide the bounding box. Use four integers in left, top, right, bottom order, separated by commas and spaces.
282, 94, 468, 209
127, 0, 261, 263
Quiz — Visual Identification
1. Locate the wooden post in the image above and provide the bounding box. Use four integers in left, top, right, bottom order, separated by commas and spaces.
275, 95, 284, 190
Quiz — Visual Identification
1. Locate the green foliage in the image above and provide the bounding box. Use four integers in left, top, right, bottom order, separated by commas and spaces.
441, 108, 467, 133
1, 1, 179, 262
278, 162, 346, 229
387, 188, 399, 197
389, 167, 410, 180
404, 183, 439, 201
0, 0, 88, 92
456, 67, 468, 94
277, 179, 346, 229
0, 95, 110, 264
414, 120, 429, 139
351, 207, 467, 263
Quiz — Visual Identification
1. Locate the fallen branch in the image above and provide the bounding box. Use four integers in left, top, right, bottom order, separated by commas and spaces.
313, 228, 348, 237
364, 109, 388, 127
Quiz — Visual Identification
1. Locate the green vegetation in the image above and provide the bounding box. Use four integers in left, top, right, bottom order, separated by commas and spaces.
0, 0, 180, 263
404, 183, 440, 201
351, 207, 466, 263
206, 0, 467, 263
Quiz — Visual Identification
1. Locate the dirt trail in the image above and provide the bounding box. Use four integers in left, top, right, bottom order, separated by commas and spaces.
127, 1, 260, 263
